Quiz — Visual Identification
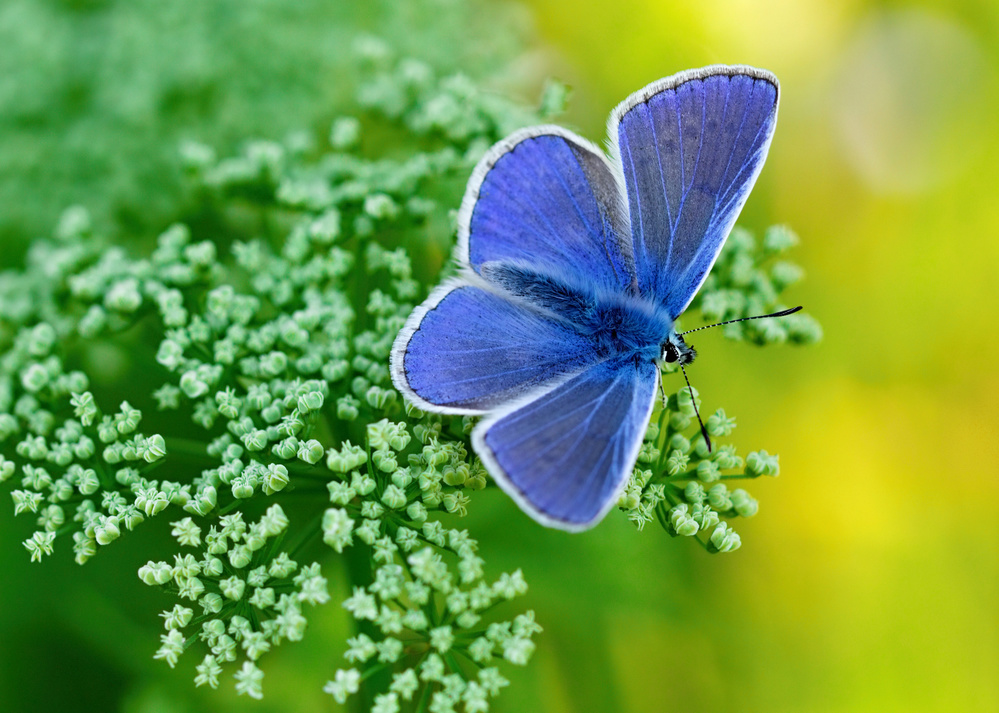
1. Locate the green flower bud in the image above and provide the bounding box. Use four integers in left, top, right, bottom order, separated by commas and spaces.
272, 436, 298, 460
430, 625, 454, 653
364, 193, 399, 220
745, 450, 780, 477
381, 484, 407, 510
0, 457, 14, 483
442, 491, 469, 516
763, 224, 799, 253
392, 467, 413, 489
228, 545, 252, 569
706, 409, 736, 437
442, 464, 467, 487
183, 240, 217, 268
730, 488, 759, 517
696, 460, 721, 483
330, 117, 360, 150
323, 508, 355, 553
707, 484, 732, 511
327, 480, 356, 505
637, 441, 659, 464
139, 561, 174, 586
406, 501, 428, 523
667, 504, 699, 536
21, 363, 50, 393
70, 392, 99, 427
200, 594, 224, 615
263, 463, 290, 493
325, 669, 361, 705
674, 386, 700, 417
786, 312, 823, 344
78, 305, 108, 338
221, 576, 246, 601
202, 557, 224, 578
336, 394, 360, 421
365, 385, 396, 409
668, 410, 691, 431
326, 441, 367, 473
94, 515, 121, 545
708, 522, 742, 553
503, 636, 536, 665
297, 439, 325, 465
241, 429, 268, 451
214, 389, 242, 419
180, 370, 209, 399
144, 434, 167, 462
469, 637, 494, 664
413, 421, 441, 444
0, 414, 20, 442
231, 476, 255, 499
684, 481, 706, 504
259, 351, 288, 377
324, 359, 351, 384
297, 390, 325, 413
351, 471, 376, 497
104, 278, 143, 313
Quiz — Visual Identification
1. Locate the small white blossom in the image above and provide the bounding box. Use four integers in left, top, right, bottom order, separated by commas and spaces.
324, 668, 361, 704
233, 661, 264, 700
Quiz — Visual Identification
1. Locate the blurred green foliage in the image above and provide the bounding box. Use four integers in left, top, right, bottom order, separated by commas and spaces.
0, 0, 528, 257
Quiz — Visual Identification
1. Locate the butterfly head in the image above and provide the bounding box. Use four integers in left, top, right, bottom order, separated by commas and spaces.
660, 332, 696, 366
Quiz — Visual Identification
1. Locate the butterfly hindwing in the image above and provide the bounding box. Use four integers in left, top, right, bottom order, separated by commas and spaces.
472, 355, 659, 531
610, 66, 779, 318
390, 279, 602, 415
458, 126, 634, 292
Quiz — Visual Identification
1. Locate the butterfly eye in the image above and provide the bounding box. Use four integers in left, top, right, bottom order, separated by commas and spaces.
661, 343, 678, 363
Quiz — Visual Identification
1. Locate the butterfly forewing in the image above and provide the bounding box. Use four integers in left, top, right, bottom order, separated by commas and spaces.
458, 126, 634, 292
611, 67, 779, 318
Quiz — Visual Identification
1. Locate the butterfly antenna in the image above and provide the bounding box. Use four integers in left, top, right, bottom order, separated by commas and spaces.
678, 362, 711, 453
679, 305, 803, 336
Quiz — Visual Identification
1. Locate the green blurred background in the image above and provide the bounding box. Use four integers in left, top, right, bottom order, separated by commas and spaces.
1, 0, 997, 711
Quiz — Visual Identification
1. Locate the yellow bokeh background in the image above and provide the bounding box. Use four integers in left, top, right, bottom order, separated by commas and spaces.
495, 0, 999, 710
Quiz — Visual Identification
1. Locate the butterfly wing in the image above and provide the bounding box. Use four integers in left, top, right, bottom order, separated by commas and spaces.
609, 66, 779, 318
472, 355, 658, 531
390, 279, 602, 415
394, 125, 637, 415
458, 125, 633, 292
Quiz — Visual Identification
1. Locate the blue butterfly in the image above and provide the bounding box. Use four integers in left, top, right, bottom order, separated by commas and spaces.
391, 66, 782, 531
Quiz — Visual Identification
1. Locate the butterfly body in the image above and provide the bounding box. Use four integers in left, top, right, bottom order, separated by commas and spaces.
392, 66, 780, 531
480, 260, 672, 364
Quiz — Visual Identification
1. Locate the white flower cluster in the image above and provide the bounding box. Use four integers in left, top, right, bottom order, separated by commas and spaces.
141, 505, 327, 699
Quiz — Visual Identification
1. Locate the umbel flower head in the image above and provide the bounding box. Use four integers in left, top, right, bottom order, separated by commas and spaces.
0, 30, 817, 709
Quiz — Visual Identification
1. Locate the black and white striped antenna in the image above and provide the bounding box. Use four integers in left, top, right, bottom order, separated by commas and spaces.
672, 305, 803, 452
